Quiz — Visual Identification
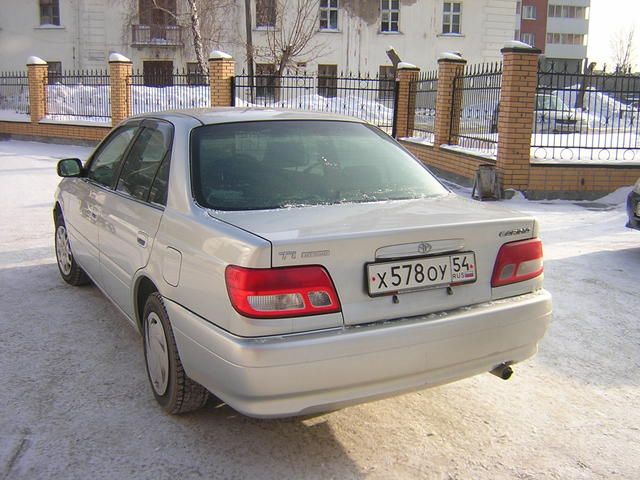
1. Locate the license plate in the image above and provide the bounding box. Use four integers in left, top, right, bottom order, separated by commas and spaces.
366, 252, 477, 296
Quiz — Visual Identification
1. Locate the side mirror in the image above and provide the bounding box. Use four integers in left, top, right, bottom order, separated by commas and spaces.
57, 158, 83, 177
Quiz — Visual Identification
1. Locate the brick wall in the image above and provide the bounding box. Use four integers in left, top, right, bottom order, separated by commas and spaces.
0, 120, 109, 143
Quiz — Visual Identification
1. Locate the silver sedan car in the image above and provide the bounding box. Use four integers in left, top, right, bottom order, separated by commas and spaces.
54, 109, 552, 418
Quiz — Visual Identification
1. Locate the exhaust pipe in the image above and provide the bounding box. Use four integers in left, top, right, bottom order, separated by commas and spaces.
490, 363, 513, 380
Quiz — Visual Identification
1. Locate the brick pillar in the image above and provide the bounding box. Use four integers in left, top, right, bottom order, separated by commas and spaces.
496, 42, 541, 190
208, 51, 235, 107
393, 62, 420, 138
434, 53, 467, 147
109, 53, 132, 126
27, 56, 48, 123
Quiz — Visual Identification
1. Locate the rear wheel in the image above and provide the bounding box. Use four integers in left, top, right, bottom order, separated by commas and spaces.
54, 214, 90, 286
143, 292, 209, 414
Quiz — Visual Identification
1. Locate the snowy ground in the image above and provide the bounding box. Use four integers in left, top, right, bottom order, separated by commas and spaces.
1, 140, 639, 479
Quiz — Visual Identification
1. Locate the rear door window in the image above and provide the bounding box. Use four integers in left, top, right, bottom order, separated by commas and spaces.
116, 121, 173, 202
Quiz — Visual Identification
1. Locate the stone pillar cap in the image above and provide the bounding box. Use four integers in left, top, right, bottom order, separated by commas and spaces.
27, 56, 46, 65
504, 40, 534, 50
438, 52, 464, 61
209, 50, 232, 60
397, 61, 418, 70
109, 53, 131, 63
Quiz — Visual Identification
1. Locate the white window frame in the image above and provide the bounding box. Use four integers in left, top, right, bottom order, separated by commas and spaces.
442, 2, 462, 34
522, 5, 536, 20
521, 32, 535, 46
319, 0, 339, 31
380, 0, 399, 33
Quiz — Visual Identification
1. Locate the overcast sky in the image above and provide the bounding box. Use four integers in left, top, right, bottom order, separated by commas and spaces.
587, 0, 640, 70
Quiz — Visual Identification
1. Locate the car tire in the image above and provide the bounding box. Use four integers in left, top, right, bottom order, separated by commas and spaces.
54, 213, 90, 286
142, 292, 209, 414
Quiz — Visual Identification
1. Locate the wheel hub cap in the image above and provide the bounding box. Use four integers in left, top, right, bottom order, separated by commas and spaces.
145, 312, 169, 396
55, 225, 73, 275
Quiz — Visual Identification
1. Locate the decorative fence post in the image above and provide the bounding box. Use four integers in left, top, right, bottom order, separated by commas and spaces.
434, 53, 467, 147
109, 53, 132, 126
496, 41, 541, 190
208, 51, 235, 107
394, 62, 420, 138
27, 57, 47, 124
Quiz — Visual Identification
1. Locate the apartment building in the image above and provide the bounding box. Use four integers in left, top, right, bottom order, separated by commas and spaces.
516, 0, 590, 70
0, 0, 519, 78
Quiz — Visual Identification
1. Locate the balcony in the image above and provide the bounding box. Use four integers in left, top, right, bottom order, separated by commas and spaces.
131, 24, 183, 47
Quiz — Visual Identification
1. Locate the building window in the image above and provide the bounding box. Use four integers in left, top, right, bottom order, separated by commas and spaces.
522, 5, 536, 20
256, 0, 276, 28
47, 61, 62, 84
548, 5, 586, 19
515, 29, 520, 41
255, 63, 277, 99
319, 0, 338, 30
516, 1, 521, 14
442, 2, 461, 34
380, 0, 399, 33
546, 32, 585, 45
317, 64, 337, 97
521, 32, 535, 46
138, 0, 177, 26
40, 0, 60, 26
187, 62, 207, 85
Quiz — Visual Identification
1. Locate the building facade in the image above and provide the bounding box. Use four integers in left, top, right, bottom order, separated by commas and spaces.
0, 0, 521, 77
516, 0, 590, 70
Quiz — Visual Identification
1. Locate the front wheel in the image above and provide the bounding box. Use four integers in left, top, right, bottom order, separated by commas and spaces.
143, 292, 209, 414
54, 214, 89, 286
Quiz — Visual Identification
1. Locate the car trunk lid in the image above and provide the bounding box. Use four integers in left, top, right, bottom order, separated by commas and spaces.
209, 194, 536, 326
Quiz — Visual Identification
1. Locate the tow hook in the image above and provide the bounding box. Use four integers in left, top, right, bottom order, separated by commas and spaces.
490, 363, 513, 380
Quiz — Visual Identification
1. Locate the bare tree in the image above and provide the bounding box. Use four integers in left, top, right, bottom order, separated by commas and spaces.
257, 0, 329, 76
610, 26, 636, 73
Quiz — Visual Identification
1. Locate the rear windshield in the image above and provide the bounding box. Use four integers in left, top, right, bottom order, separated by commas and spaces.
191, 120, 447, 211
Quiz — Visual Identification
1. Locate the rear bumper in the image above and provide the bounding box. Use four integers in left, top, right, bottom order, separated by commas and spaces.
167, 290, 552, 418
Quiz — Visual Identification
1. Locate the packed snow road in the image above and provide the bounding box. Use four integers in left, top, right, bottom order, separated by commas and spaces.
0, 139, 638, 479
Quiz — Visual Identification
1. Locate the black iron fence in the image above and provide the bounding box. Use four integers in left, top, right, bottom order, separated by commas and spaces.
0, 71, 29, 115
233, 71, 397, 132
534, 64, 640, 161
46, 70, 110, 120
450, 62, 502, 155
130, 68, 210, 115
411, 69, 438, 141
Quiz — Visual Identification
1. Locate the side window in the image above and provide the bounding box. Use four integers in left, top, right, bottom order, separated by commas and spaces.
87, 125, 138, 187
148, 155, 170, 206
116, 122, 173, 202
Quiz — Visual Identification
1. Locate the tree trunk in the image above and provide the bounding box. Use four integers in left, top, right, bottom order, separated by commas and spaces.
244, 0, 254, 102
186, 0, 207, 74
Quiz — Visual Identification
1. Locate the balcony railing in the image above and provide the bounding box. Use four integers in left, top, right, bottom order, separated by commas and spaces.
131, 24, 183, 47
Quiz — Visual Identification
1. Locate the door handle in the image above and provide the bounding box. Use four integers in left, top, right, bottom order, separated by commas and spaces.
137, 231, 149, 248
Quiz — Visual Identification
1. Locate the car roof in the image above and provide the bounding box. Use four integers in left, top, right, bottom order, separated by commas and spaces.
130, 107, 368, 126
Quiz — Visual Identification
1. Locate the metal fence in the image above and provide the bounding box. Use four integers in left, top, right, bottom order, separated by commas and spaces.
0, 72, 29, 115
46, 70, 110, 120
233, 71, 397, 132
411, 69, 438, 141
450, 62, 502, 155
130, 68, 210, 115
534, 64, 640, 161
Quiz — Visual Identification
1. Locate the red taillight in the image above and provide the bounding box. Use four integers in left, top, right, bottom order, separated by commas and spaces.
491, 238, 544, 287
225, 265, 341, 319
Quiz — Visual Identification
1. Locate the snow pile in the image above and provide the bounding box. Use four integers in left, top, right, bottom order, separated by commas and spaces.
132, 85, 210, 114
46, 84, 111, 123
554, 87, 638, 130
236, 92, 394, 126
0, 86, 29, 114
